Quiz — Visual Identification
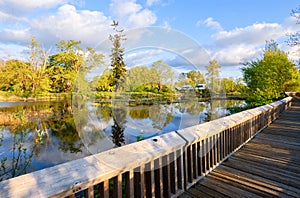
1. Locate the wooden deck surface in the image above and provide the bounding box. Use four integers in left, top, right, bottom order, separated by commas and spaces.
180, 97, 300, 198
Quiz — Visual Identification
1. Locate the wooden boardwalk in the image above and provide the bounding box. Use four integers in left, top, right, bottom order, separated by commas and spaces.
180, 97, 300, 198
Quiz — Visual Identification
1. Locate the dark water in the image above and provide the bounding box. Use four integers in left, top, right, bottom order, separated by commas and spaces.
0, 99, 244, 181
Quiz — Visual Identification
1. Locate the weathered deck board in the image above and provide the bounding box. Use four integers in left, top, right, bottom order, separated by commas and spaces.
180, 97, 300, 198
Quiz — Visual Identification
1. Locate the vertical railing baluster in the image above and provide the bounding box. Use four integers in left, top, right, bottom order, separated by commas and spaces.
98, 180, 109, 198
154, 158, 163, 198
144, 161, 155, 198
192, 143, 198, 179
112, 175, 122, 198
169, 152, 177, 195
134, 166, 145, 197
186, 145, 193, 183
176, 149, 184, 191
217, 133, 221, 164
124, 171, 134, 198
84, 186, 94, 198
163, 155, 171, 198
197, 142, 202, 177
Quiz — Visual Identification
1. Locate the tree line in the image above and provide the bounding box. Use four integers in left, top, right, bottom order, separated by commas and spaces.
0, 37, 103, 97
0, 20, 299, 107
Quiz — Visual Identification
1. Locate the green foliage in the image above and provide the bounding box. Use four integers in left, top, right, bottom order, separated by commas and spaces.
187, 70, 205, 87
0, 60, 50, 97
152, 60, 175, 92
46, 66, 77, 93
221, 77, 245, 95
111, 108, 126, 147
136, 132, 145, 142
133, 82, 172, 94
0, 37, 104, 98
110, 21, 127, 89
125, 66, 152, 91
206, 60, 222, 95
0, 111, 38, 181
96, 68, 113, 92
242, 41, 300, 106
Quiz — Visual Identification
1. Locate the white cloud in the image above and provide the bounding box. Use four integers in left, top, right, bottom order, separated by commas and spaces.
207, 16, 299, 66
0, 28, 31, 43
0, 11, 28, 23
212, 44, 260, 66
0, 43, 27, 60
0, 0, 68, 10
146, 0, 160, 6
212, 23, 284, 47
125, 48, 165, 66
127, 9, 157, 27
30, 4, 111, 46
200, 17, 223, 31
162, 20, 171, 30
109, 0, 157, 28
110, 0, 142, 17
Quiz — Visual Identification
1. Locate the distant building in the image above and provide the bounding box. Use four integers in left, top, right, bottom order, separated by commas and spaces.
194, 84, 206, 90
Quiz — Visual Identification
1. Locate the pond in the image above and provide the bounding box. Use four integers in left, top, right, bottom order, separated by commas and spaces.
0, 99, 244, 181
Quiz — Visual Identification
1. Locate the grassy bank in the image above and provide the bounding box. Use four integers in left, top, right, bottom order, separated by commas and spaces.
0, 91, 72, 102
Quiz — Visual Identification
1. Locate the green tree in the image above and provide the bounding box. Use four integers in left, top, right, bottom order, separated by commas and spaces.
242, 41, 300, 106
111, 107, 126, 147
27, 36, 50, 71
49, 40, 83, 72
187, 70, 205, 87
74, 47, 104, 93
125, 66, 152, 91
0, 60, 50, 97
222, 77, 237, 94
151, 60, 175, 92
206, 60, 222, 95
96, 68, 113, 92
109, 21, 127, 90
47, 40, 85, 93
46, 66, 76, 93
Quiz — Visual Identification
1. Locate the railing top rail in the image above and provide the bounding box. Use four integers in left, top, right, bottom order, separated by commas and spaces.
0, 132, 186, 197
0, 96, 293, 198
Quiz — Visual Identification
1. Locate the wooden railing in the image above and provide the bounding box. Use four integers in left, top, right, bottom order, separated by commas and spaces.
0, 97, 293, 198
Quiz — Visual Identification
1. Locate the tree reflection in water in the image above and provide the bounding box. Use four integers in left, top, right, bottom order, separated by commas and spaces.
0, 99, 245, 181
111, 108, 126, 147
0, 112, 38, 181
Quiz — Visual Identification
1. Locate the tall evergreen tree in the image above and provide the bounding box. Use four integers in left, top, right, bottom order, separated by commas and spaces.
109, 21, 127, 90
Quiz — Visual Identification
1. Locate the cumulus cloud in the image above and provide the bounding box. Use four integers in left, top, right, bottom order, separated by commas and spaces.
212, 23, 284, 47
109, 0, 157, 28
0, 0, 68, 11
212, 44, 260, 66
207, 16, 299, 66
30, 4, 111, 46
0, 28, 31, 44
198, 17, 223, 31
125, 48, 166, 67
0, 11, 28, 23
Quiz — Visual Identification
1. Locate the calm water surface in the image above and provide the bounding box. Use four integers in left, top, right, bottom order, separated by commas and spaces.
0, 99, 244, 180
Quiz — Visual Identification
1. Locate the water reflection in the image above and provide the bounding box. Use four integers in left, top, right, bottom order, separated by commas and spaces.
0, 99, 244, 181
111, 108, 126, 147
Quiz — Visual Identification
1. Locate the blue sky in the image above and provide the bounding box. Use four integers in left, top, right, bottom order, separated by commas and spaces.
0, 0, 299, 78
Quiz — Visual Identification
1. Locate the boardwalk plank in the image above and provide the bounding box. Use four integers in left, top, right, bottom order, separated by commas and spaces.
234, 152, 300, 173
180, 97, 300, 198
215, 165, 300, 197
225, 158, 300, 188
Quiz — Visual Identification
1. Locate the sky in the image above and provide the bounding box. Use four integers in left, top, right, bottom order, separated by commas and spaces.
0, 0, 299, 78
